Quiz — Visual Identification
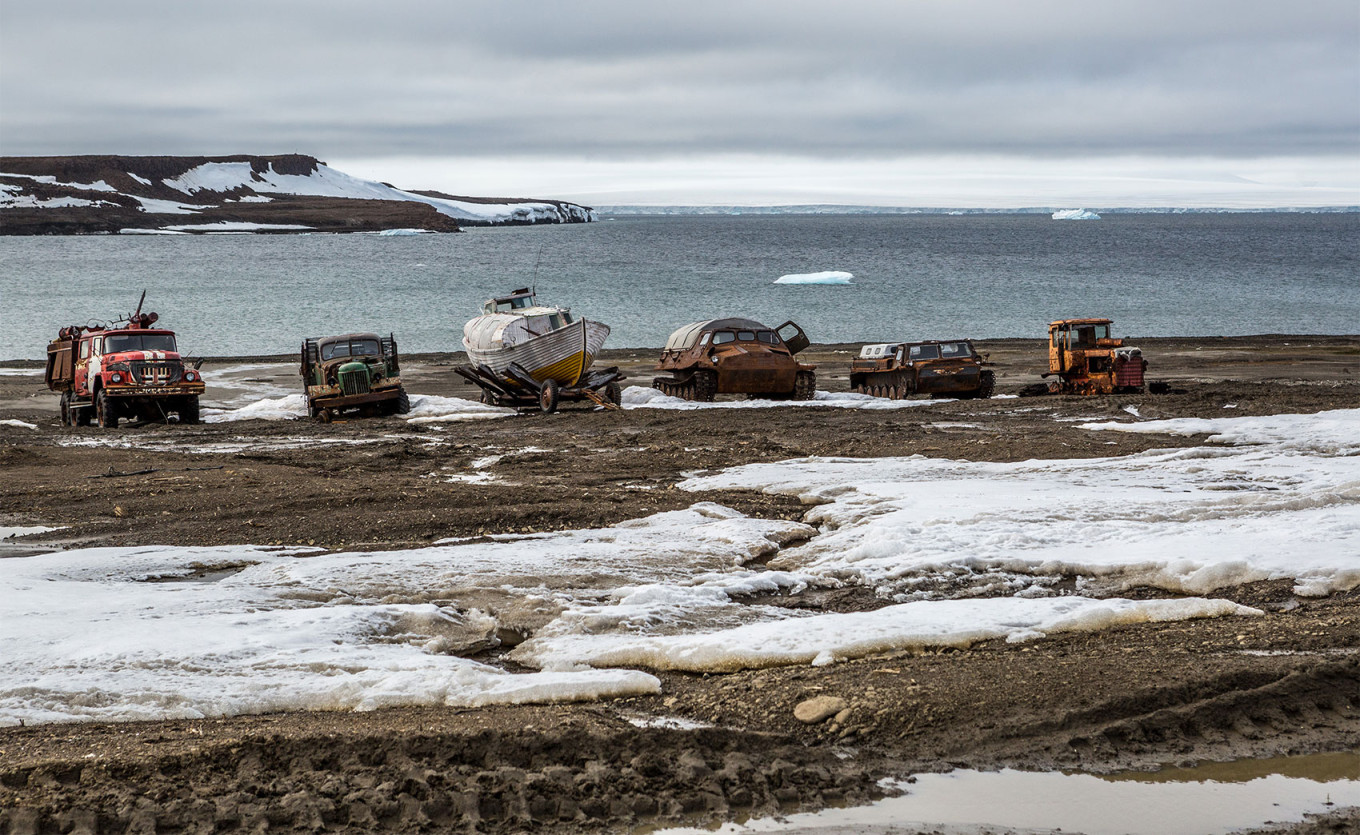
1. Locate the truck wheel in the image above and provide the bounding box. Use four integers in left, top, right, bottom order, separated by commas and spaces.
794, 371, 816, 401
395, 386, 411, 414
977, 371, 996, 399
60, 391, 72, 426
96, 390, 119, 429
180, 396, 201, 425
539, 379, 560, 414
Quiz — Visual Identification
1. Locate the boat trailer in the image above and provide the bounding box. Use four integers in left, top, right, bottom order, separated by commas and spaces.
453, 363, 625, 414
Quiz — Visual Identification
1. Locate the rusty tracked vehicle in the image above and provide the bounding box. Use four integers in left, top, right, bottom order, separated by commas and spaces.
850, 339, 994, 399
1021, 318, 1160, 396
653, 318, 815, 401
45, 294, 205, 428
301, 332, 410, 421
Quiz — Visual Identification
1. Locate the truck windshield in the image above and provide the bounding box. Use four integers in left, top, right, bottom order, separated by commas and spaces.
938, 342, 974, 358
104, 333, 177, 353
321, 339, 381, 361
909, 345, 941, 360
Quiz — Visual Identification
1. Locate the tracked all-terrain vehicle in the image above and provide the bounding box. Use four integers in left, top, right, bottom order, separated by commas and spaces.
653, 318, 815, 401
44, 295, 205, 428
1021, 318, 1163, 396
850, 339, 994, 399
301, 332, 410, 421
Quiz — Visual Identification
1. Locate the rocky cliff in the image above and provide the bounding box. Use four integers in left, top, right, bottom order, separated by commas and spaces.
0, 154, 595, 235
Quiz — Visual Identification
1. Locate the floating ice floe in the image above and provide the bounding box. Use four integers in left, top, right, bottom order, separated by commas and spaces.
1052, 208, 1101, 220
0, 367, 42, 376
622, 386, 947, 410
161, 221, 315, 232
377, 228, 429, 236
774, 271, 854, 285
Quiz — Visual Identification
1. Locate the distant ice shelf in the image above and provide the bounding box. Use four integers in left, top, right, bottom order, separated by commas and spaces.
1052, 208, 1102, 220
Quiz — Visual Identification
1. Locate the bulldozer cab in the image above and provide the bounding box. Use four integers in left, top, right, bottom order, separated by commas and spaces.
775, 321, 810, 355
1049, 319, 1113, 373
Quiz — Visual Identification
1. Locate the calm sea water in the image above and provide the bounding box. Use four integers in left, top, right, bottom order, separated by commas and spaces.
2, 213, 1356, 361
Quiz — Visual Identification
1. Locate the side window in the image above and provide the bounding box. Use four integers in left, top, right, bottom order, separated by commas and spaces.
79, 340, 90, 360
712, 331, 735, 345
699, 333, 711, 345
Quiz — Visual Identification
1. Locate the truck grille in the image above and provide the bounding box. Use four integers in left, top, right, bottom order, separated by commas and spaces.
131, 361, 181, 385
339, 367, 371, 396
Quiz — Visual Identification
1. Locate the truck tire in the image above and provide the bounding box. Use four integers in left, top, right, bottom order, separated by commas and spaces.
976, 370, 995, 399
539, 379, 560, 414
60, 391, 72, 426
96, 389, 119, 429
180, 395, 201, 425
395, 386, 411, 414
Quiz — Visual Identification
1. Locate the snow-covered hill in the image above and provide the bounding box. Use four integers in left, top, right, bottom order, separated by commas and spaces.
0, 155, 595, 234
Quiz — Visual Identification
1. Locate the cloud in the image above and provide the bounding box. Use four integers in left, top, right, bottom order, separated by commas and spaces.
2, 0, 1356, 161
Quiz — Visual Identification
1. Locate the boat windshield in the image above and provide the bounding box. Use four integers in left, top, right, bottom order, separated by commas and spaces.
321, 338, 381, 361
103, 333, 177, 354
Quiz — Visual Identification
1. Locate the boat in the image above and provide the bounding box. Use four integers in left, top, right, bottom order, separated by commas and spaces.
456, 288, 620, 412
461, 288, 610, 386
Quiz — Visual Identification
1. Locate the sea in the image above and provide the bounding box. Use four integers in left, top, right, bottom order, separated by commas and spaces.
2, 212, 1357, 361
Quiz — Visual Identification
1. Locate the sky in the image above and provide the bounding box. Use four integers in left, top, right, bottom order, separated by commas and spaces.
1, 0, 1357, 207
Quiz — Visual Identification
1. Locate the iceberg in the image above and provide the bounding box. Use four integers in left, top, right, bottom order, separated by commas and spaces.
1052, 209, 1101, 220
774, 271, 853, 285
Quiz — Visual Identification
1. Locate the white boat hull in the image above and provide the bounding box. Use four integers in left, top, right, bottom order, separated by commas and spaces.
464, 317, 610, 386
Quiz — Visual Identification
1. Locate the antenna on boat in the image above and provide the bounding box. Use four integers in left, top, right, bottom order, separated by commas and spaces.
531, 243, 544, 286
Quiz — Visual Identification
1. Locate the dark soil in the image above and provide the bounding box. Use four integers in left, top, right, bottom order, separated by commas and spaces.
1, 335, 1358, 834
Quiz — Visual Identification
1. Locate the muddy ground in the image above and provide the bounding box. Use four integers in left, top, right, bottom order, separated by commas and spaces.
1, 335, 1358, 834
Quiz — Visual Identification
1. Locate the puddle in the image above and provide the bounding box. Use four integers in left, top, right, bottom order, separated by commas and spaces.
651, 750, 1360, 834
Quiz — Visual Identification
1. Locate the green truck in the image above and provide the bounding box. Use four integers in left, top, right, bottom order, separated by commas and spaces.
300, 332, 410, 421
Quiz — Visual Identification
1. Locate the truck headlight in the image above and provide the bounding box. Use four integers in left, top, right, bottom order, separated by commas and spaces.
110, 372, 124, 384
183, 370, 198, 382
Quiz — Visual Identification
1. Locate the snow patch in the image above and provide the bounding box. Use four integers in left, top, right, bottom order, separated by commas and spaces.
622, 386, 945, 411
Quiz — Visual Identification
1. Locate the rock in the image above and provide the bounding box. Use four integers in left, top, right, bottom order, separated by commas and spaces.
794, 696, 847, 724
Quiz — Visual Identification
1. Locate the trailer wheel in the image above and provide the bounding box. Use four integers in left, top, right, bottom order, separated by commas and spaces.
604, 381, 622, 406
539, 379, 560, 413
95, 390, 119, 429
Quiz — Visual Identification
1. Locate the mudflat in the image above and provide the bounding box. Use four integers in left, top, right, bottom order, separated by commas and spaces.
1, 335, 1358, 834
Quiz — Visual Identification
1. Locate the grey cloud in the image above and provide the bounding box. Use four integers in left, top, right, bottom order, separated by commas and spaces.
1, 0, 1355, 160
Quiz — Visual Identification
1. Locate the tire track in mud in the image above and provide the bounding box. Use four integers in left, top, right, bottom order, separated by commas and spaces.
0, 713, 882, 834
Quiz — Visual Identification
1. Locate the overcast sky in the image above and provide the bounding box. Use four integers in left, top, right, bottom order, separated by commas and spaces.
2, 0, 1357, 206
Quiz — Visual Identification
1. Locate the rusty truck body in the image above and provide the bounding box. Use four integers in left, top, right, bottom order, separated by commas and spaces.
45, 306, 205, 428
300, 332, 410, 421
653, 318, 815, 401
850, 339, 994, 399
1023, 318, 1150, 396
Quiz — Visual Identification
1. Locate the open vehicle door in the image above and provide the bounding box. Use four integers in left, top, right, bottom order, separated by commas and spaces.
775, 321, 810, 355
